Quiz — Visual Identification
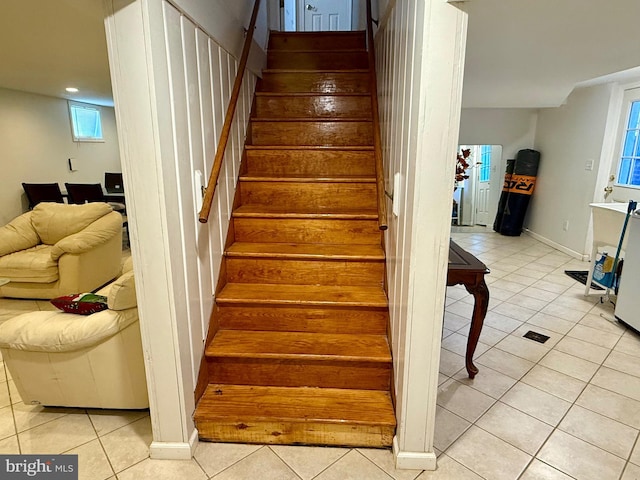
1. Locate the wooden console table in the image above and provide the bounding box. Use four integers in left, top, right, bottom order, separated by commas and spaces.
447, 240, 490, 379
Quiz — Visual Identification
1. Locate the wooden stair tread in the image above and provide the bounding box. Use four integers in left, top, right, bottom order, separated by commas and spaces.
244, 145, 374, 151
239, 175, 376, 183
232, 204, 378, 219
251, 117, 372, 123
195, 384, 395, 426
255, 92, 370, 97
208, 330, 391, 362
263, 69, 369, 74
226, 242, 384, 260
269, 48, 366, 53
217, 283, 388, 307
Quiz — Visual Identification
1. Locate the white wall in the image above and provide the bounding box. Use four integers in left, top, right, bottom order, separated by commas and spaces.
527, 84, 615, 257
459, 108, 537, 163
104, 0, 264, 458
458, 108, 537, 228
0, 88, 121, 224
376, 0, 467, 470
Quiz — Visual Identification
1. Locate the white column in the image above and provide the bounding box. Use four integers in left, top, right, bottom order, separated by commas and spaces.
103, 0, 197, 459
392, 0, 468, 470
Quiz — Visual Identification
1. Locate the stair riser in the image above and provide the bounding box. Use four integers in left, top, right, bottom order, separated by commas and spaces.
259, 72, 370, 94
239, 182, 377, 209
246, 149, 375, 177
251, 121, 373, 146
216, 305, 388, 334
197, 420, 393, 447
268, 51, 368, 70
255, 95, 371, 119
208, 358, 391, 390
225, 258, 384, 286
233, 218, 382, 244
269, 32, 366, 52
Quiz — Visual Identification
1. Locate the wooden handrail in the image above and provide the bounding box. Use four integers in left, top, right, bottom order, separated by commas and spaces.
199, 0, 261, 223
366, 0, 388, 231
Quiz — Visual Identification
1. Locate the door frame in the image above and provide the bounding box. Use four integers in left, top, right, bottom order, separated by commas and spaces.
296, 0, 356, 31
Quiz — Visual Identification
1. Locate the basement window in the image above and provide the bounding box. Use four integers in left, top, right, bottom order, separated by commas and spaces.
68, 101, 104, 142
616, 99, 640, 187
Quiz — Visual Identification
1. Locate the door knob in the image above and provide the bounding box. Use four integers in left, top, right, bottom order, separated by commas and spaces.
306, 4, 317, 11
604, 186, 613, 198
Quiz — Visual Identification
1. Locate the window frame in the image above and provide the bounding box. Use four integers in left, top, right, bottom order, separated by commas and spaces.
478, 145, 491, 183
614, 89, 640, 190
68, 101, 104, 143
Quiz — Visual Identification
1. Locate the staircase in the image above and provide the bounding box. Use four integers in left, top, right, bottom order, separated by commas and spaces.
194, 31, 396, 448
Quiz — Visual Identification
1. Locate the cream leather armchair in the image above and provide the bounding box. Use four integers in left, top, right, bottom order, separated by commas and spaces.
0, 258, 148, 409
0, 202, 122, 299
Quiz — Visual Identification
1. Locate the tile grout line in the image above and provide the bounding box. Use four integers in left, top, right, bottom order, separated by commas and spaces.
441, 239, 638, 478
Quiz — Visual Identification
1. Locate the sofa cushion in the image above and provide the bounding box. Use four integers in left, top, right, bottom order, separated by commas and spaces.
107, 271, 136, 311
51, 293, 109, 315
0, 212, 39, 257
32, 203, 113, 245
0, 308, 139, 353
0, 244, 58, 283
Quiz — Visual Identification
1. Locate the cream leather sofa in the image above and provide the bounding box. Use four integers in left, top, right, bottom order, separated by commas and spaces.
0, 202, 122, 300
0, 258, 149, 409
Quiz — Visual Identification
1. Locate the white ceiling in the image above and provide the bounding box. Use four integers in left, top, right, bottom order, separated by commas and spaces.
0, 0, 112, 106
1, 0, 640, 109
461, 0, 640, 108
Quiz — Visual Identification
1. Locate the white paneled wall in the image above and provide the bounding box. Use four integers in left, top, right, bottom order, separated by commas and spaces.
374, 0, 468, 469
162, 1, 256, 386
105, 0, 263, 458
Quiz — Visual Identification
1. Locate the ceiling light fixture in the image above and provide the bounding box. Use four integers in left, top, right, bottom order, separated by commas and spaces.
65, 87, 79, 93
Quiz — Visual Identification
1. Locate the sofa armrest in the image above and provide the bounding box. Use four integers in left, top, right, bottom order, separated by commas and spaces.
0, 212, 39, 257
50, 211, 122, 260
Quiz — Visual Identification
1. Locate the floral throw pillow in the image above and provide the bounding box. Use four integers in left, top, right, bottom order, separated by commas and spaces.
50, 293, 109, 315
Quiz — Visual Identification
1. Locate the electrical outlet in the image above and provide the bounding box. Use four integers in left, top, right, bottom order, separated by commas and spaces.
562, 220, 569, 231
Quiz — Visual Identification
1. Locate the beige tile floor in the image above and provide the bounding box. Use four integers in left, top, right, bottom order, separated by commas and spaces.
0, 230, 639, 479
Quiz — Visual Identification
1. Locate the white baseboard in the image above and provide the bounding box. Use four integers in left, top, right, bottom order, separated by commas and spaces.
149, 429, 198, 460
523, 229, 589, 261
393, 436, 437, 471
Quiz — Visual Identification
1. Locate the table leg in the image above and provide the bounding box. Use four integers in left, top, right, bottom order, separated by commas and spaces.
463, 278, 489, 379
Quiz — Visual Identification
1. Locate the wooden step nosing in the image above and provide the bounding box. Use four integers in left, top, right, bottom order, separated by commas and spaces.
225, 252, 384, 261
238, 176, 376, 183
216, 296, 387, 308
194, 414, 394, 427
206, 351, 391, 363
232, 211, 379, 220
225, 242, 384, 256
194, 409, 395, 426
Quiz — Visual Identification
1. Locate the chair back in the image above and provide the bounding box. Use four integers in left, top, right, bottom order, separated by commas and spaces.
65, 183, 105, 204
105, 172, 124, 194
22, 183, 64, 209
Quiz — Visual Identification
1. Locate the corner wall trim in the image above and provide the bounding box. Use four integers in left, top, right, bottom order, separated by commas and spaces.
523, 229, 589, 261
149, 429, 198, 460
393, 436, 437, 471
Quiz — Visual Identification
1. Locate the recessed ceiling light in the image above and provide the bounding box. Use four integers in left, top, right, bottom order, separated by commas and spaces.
65, 87, 79, 93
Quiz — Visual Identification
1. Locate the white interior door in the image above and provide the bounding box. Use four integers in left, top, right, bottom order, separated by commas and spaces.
474, 145, 492, 225
299, 0, 352, 31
